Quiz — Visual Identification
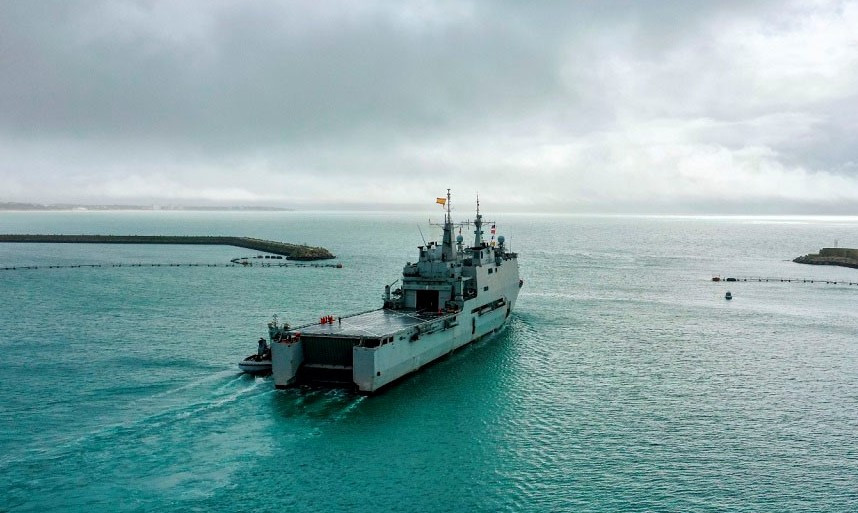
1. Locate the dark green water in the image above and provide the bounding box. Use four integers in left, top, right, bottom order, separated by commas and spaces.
1, 212, 857, 512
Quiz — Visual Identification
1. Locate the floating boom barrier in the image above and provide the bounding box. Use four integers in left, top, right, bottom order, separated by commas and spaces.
712, 276, 858, 286
1, 262, 343, 272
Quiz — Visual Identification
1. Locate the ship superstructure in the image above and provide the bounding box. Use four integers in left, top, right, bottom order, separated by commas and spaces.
270, 191, 521, 393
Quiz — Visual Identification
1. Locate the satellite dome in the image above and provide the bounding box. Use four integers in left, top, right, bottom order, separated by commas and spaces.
456, 235, 464, 243
497, 235, 505, 244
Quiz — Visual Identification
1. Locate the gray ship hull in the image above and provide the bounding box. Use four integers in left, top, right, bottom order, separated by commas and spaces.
270, 191, 521, 393
272, 262, 519, 392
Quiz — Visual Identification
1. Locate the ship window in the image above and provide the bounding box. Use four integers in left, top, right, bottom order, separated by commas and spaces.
488, 268, 493, 274
483, 286, 489, 291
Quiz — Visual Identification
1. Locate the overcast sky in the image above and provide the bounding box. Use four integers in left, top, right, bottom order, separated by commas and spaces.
2, 0, 857, 213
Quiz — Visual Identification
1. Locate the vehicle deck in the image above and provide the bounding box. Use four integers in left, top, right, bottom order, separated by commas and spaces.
297, 309, 453, 338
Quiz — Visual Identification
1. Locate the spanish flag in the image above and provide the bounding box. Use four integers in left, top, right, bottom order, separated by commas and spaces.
436, 197, 447, 206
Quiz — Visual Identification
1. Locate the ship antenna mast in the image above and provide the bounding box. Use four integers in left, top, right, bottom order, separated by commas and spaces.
446, 188, 451, 225
437, 188, 456, 261
473, 193, 484, 247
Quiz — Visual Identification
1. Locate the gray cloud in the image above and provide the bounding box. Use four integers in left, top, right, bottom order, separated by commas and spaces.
2, 0, 858, 212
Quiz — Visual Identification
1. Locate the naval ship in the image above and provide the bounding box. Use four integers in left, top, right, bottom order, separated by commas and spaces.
269, 191, 521, 393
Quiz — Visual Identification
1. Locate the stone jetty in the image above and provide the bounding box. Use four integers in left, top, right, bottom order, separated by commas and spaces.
0, 234, 334, 260
793, 248, 858, 270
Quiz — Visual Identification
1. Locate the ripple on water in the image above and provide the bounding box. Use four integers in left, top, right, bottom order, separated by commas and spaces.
2, 213, 858, 512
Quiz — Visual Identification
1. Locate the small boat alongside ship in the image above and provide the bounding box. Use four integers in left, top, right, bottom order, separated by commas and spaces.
238, 336, 274, 375
238, 354, 271, 375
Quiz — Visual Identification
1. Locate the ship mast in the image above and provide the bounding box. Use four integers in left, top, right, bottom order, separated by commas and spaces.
473, 194, 483, 247
446, 188, 452, 224
441, 188, 454, 261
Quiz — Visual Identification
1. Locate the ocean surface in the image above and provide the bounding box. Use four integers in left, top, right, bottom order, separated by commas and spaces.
1, 211, 857, 512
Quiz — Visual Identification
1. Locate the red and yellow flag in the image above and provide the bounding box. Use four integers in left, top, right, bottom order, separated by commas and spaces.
436, 197, 447, 206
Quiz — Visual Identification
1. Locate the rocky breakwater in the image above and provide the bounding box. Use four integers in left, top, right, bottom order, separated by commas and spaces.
0, 235, 335, 261
793, 247, 858, 270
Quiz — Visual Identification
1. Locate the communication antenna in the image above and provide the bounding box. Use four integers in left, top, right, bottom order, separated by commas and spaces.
445, 188, 451, 224
417, 225, 427, 245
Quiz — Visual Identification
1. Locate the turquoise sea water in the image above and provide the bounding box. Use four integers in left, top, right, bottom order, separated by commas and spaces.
1, 211, 857, 512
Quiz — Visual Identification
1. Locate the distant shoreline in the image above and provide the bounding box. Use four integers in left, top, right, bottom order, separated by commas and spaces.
0, 202, 292, 212
4, 202, 858, 216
